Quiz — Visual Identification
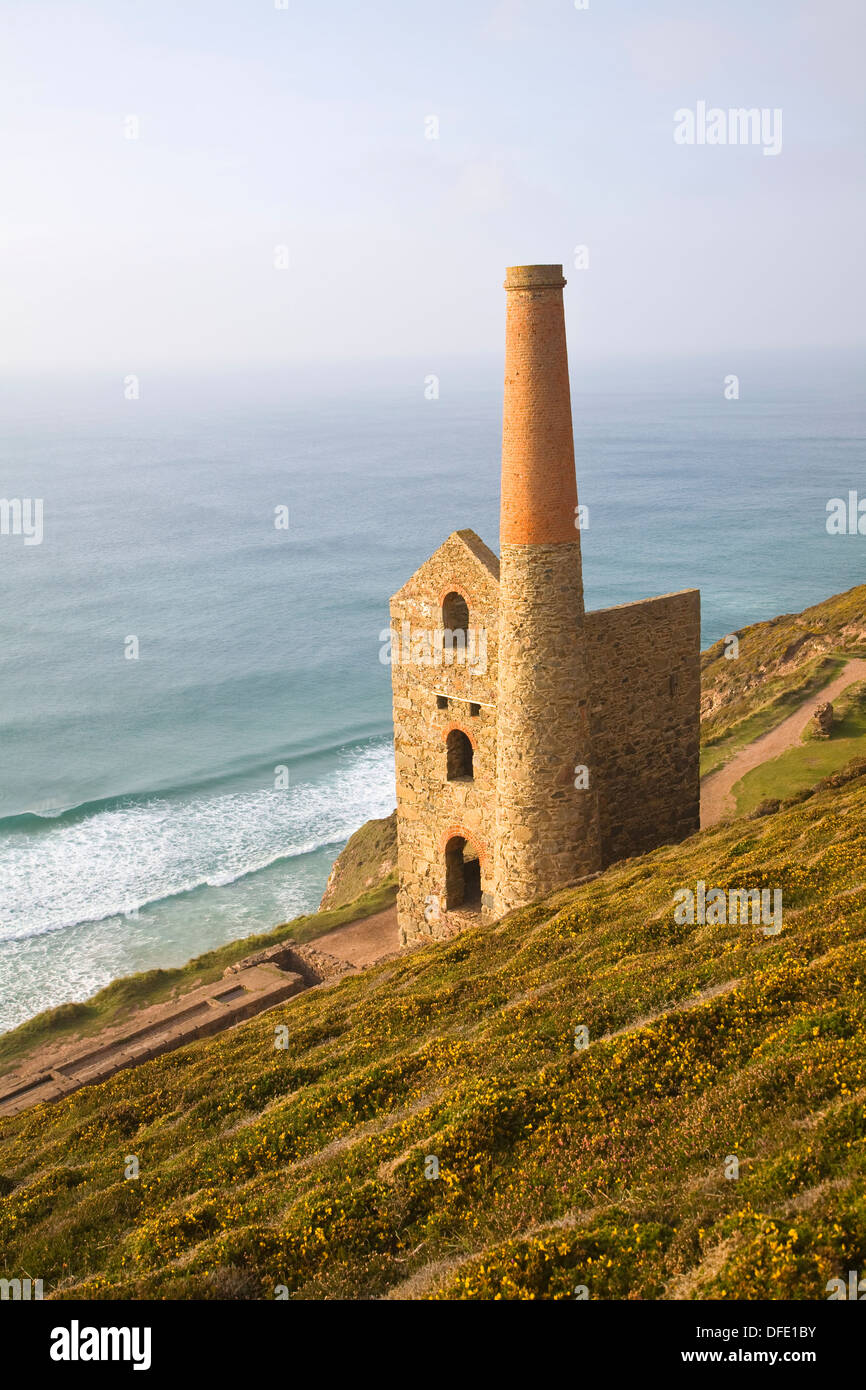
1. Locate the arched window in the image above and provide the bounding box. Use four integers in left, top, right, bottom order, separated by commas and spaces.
442, 591, 469, 637
446, 728, 474, 781
444, 835, 482, 912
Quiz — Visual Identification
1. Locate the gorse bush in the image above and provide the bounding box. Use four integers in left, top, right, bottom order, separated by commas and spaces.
1, 772, 865, 1300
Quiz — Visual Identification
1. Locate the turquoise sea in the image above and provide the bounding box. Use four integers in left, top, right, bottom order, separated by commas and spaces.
1, 353, 863, 1032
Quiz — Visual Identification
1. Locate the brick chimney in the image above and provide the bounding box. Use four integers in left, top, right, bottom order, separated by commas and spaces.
492, 265, 601, 916
500, 265, 580, 546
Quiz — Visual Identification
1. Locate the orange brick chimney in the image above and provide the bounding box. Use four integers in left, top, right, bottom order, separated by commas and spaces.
500, 264, 580, 546
493, 264, 601, 915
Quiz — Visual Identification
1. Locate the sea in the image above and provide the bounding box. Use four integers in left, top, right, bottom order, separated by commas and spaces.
1, 350, 863, 1033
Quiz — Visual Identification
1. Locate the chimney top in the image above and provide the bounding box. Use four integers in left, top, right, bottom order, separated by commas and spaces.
499, 262, 579, 547
504, 265, 566, 291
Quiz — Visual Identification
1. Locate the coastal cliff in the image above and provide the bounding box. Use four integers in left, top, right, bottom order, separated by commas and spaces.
319, 810, 397, 912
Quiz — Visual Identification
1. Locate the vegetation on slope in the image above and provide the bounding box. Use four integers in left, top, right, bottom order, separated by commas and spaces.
6, 585, 858, 1082
699, 657, 847, 778
700, 583, 866, 773
732, 683, 866, 816
2, 767, 865, 1300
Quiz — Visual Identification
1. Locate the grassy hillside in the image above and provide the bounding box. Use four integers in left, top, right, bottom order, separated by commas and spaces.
2, 766, 865, 1300
732, 682, 866, 816
700, 583, 866, 774
6, 583, 858, 1081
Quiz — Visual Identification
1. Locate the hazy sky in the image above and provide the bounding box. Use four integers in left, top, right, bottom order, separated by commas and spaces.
1, 0, 863, 369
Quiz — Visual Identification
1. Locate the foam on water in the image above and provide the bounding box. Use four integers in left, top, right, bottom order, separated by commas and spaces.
0, 739, 396, 1032
0, 740, 395, 944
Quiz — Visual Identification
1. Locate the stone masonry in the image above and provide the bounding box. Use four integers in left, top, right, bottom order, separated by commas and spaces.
390, 530, 500, 942
0, 942, 351, 1119
494, 541, 600, 913
390, 265, 700, 946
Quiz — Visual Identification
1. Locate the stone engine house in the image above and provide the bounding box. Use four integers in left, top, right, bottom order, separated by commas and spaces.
389, 265, 700, 947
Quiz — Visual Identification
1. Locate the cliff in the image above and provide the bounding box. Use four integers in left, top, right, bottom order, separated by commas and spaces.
318, 810, 397, 912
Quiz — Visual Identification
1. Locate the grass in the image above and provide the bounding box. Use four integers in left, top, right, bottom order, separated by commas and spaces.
0, 877, 396, 1080
8, 583, 860, 1080
700, 581, 866, 759
319, 812, 396, 911
700, 657, 846, 777
732, 684, 866, 817
1, 769, 865, 1300
3, 581, 865, 1298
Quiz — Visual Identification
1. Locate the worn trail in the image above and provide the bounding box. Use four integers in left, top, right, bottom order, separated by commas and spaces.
700, 658, 866, 828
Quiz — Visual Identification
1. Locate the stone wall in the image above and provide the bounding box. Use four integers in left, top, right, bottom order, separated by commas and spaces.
493, 541, 600, 916
389, 530, 500, 946
585, 589, 701, 867
392, 545, 700, 941
0, 959, 308, 1118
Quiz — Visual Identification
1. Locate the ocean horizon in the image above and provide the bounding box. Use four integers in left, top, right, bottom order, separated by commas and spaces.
1, 353, 864, 1033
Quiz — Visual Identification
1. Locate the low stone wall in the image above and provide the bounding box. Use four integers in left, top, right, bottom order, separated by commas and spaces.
0, 950, 318, 1119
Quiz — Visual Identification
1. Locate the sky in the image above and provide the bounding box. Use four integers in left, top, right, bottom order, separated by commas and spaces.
1, 0, 864, 370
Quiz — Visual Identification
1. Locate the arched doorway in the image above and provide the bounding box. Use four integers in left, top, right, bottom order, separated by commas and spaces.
444, 835, 482, 912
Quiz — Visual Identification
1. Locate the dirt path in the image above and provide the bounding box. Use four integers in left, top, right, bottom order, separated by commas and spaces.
315, 904, 400, 967
701, 658, 866, 828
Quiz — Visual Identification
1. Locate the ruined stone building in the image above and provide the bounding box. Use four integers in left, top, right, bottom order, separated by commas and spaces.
389, 265, 700, 947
